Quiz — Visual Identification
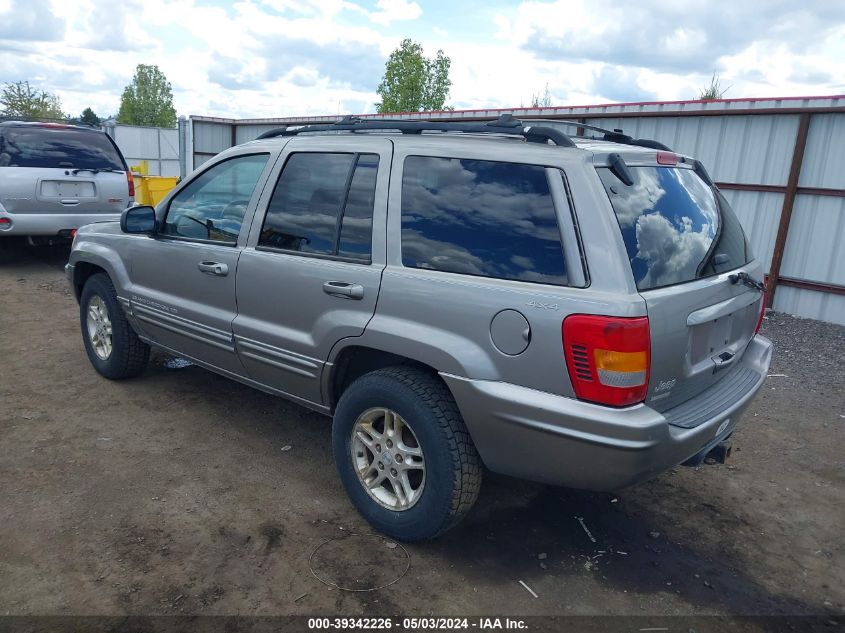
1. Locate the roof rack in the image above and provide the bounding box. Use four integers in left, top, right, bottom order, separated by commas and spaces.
522, 118, 673, 151
255, 114, 577, 148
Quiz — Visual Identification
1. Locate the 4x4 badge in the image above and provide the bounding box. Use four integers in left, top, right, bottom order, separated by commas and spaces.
526, 301, 558, 310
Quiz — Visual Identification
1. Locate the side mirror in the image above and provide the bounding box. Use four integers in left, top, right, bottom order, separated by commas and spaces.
120, 205, 156, 234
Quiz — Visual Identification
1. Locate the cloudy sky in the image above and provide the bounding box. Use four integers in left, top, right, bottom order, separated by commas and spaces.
1, 0, 843, 121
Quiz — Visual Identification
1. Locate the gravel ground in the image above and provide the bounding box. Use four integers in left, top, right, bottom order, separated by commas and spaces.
0, 244, 842, 631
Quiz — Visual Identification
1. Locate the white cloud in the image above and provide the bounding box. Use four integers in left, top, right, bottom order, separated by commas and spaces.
635, 213, 713, 289
369, 0, 422, 26
494, 0, 845, 102
260, 0, 367, 19
609, 169, 666, 229
0, 0, 65, 42
0, 0, 840, 121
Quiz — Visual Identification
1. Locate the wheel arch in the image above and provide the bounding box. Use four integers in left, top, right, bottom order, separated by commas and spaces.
325, 345, 448, 412
69, 245, 130, 302
72, 261, 108, 301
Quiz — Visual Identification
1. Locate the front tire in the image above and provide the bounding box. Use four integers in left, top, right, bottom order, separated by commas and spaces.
80, 273, 150, 379
333, 366, 482, 541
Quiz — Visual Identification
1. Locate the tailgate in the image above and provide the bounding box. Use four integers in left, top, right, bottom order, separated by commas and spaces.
642, 266, 764, 411
0, 168, 128, 215
36, 171, 128, 214
597, 161, 765, 411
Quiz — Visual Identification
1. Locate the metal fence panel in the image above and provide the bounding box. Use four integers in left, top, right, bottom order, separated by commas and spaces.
800, 113, 845, 189
110, 124, 180, 176
235, 124, 280, 144
780, 194, 845, 286
192, 120, 233, 168
721, 190, 783, 273
583, 115, 799, 185
774, 285, 845, 325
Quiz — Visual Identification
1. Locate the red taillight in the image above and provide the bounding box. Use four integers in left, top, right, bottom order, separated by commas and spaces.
755, 292, 767, 334
656, 151, 678, 165
127, 171, 135, 197
563, 315, 651, 407
69, 228, 77, 238
0, 218, 11, 227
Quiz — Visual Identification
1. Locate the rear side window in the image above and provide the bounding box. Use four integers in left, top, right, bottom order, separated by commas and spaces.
259, 152, 378, 262
598, 166, 752, 291
400, 156, 568, 285
0, 126, 124, 170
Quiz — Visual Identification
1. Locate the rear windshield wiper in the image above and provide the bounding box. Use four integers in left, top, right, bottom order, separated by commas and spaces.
70, 167, 125, 175
729, 271, 765, 292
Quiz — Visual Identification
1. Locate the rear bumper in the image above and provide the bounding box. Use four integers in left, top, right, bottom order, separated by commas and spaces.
0, 211, 121, 236
442, 334, 773, 491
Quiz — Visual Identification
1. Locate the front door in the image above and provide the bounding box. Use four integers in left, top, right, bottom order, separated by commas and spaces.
128, 151, 274, 375
233, 137, 391, 405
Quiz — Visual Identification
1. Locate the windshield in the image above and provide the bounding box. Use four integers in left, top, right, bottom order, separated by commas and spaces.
598, 166, 751, 291
0, 126, 125, 170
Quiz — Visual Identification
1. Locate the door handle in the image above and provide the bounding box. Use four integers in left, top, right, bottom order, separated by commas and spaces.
197, 261, 229, 276
322, 281, 364, 300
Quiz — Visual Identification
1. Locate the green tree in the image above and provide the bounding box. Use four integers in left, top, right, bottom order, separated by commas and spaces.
79, 107, 101, 126
698, 72, 730, 100
376, 38, 452, 113
117, 64, 177, 127
0, 81, 65, 121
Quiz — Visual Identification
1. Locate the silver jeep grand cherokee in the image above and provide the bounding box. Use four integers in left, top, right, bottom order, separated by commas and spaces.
66, 116, 772, 541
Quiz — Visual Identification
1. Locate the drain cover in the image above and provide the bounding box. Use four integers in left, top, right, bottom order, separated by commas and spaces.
309, 534, 410, 591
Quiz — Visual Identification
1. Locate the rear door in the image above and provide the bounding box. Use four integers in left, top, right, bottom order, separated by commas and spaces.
597, 164, 765, 411
0, 125, 129, 215
233, 137, 391, 406
128, 151, 273, 375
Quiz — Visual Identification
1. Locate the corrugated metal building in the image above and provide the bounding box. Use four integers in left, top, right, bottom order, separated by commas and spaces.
186, 95, 845, 325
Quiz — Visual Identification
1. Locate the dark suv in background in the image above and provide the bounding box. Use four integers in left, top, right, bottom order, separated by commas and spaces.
0, 121, 133, 249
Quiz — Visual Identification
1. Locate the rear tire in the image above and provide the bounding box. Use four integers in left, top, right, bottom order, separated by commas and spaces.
332, 366, 482, 541
80, 273, 150, 379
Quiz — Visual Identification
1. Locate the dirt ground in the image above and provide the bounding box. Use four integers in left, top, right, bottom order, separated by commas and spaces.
1, 244, 843, 627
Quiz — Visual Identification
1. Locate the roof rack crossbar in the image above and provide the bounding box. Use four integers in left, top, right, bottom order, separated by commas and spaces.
524, 118, 628, 138
522, 118, 673, 151
255, 114, 576, 147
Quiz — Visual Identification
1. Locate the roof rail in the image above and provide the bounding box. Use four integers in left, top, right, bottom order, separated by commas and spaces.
0, 117, 101, 130
523, 118, 673, 151
255, 114, 577, 148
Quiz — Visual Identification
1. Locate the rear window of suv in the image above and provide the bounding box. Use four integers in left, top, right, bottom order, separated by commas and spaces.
0, 126, 125, 170
598, 166, 751, 291
400, 156, 568, 285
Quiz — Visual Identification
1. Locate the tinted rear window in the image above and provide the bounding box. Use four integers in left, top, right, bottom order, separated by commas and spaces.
401, 156, 568, 285
0, 126, 124, 170
598, 166, 751, 291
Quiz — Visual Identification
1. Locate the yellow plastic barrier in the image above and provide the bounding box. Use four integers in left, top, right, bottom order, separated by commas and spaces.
131, 160, 179, 207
